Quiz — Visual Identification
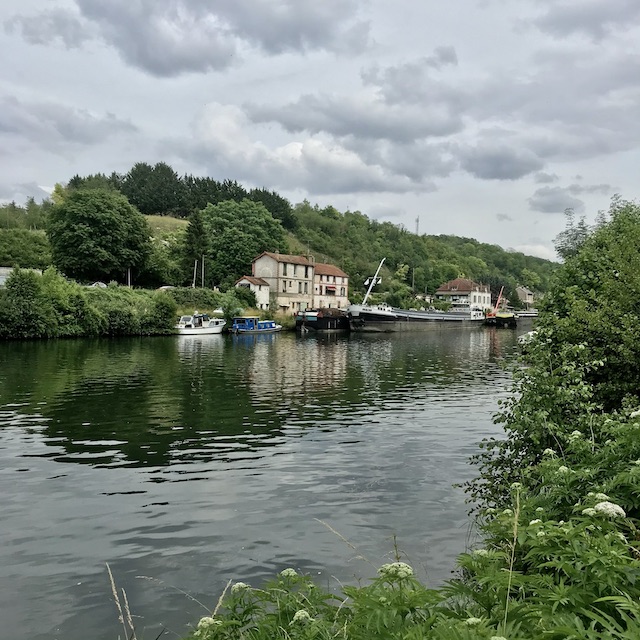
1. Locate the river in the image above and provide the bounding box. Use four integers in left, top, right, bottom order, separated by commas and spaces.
0, 328, 522, 640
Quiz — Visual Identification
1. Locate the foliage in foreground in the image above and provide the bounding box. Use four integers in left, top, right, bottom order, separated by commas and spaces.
175, 199, 640, 639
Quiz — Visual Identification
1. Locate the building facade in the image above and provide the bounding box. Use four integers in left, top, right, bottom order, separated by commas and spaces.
252, 252, 314, 314
516, 285, 535, 308
235, 276, 271, 309
313, 263, 350, 309
435, 278, 492, 311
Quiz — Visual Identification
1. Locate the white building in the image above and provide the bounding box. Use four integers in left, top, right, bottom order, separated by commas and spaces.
235, 276, 271, 310
435, 278, 492, 311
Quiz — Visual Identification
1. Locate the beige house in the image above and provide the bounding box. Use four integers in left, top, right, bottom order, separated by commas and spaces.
435, 278, 492, 311
252, 252, 314, 314
235, 276, 271, 310
516, 285, 535, 308
313, 263, 349, 309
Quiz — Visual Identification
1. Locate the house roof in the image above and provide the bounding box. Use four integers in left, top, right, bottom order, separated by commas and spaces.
236, 276, 270, 287
516, 285, 534, 294
314, 262, 348, 278
256, 252, 312, 266
435, 278, 489, 294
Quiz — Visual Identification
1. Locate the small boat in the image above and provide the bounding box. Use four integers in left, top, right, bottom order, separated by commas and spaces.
176, 312, 226, 335
484, 287, 517, 328
231, 316, 282, 334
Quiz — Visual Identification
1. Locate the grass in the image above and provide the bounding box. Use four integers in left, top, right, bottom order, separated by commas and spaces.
145, 215, 188, 234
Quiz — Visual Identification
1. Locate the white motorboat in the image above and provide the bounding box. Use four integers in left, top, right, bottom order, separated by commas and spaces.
176, 312, 226, 335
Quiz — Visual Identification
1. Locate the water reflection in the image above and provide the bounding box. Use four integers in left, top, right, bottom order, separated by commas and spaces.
0, 328, 524, 640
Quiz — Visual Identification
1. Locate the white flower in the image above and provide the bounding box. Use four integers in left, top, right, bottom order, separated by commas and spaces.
231, 582, 250, 594
502, 509, 513, 516
490, 636, 508, 640
594, 501, 626, 518
280, 568, 298, 579
630, 409, 640, 418
594, 493, 610, 501
485, 507, 496, 515
537, 531, 546, 537
582, 508, 597, 516
557, 466, 570, 474
378, 562, 414, 580
632, 460, 640, 466
197, 616, 221, 630
536, 507, 545, 512
291, 610, 312, 625
543, 448, 555, 457
465, 617, 483, 626
472, 549, 489, 557
529, 519, 542, 525
568, 430, 583, 440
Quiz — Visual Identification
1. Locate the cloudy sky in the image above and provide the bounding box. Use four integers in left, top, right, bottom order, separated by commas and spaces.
2, 0, 639, 260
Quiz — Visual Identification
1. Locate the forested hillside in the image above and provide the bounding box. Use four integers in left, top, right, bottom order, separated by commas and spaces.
0, 162, 557, 305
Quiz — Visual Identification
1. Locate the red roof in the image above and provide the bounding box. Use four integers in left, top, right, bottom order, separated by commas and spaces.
435, 278, 489, 294
257, 252, 312, 266
314, 263, 348, 278
236, 276, 270, 286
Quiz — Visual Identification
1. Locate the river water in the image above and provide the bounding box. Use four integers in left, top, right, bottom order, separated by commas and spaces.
0, 328, 522, 640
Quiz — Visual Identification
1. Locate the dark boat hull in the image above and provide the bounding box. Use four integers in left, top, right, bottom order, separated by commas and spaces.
296, 310, 350, 333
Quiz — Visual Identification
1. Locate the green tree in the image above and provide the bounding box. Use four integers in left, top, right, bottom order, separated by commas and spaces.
201, 199, 288, 289
120, 162, 187, 216
182, 210, 209, 284
47, 189, 151, 283
554, 207, 591, 260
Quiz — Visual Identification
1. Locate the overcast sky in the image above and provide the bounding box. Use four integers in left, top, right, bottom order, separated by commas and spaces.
2, 0, 639, 260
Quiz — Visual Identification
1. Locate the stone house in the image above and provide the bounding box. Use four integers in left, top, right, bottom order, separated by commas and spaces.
313, 263, 349, 309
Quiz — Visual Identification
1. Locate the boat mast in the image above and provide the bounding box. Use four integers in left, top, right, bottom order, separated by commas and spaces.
362, 258, 385, 306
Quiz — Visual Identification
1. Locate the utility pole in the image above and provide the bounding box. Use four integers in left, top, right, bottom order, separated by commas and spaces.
201, 254, 205, 288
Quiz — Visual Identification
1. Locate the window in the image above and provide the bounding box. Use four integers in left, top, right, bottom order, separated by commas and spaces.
283, 263, 287, 276
304, 282, 308, 294
282, 282, 287, 293
340, 287, 345, 296
258, 285, 262, 291
333, 276, 336, 283
298, 282, 302, 293
305, 266, 309, 278
294, 265, 297, 276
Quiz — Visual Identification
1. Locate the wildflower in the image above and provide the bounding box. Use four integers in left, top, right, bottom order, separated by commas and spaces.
582, 508, 596, 516
529, 519, 542, 525
291, 610, 312, 625
485, 507, 496, 515
569, 430, 582, 439
557, 466, 570, 474
196, 616, 222, 635
510, 482, 522, 491
280, 568, 298, 579
464, 617, 483, 626
231, 582, 250, 594
633, 460, 640, 466
535, 507, 544, 513
490, 636, 508, 640
594, 501, 626, 518
594, 493, 610, 501
543, 448, 555, 456
537, 531, 546, 537
630, 409, 640, 418
502, 509, 513, 516
472, 549, 489, 557
378, 562, 414, 580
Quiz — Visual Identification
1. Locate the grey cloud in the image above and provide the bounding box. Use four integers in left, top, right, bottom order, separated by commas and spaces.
534, 172, 559, 184
245, 94, 463, 143
0, 96, 137, 151
533, 0, 640, 40
0, 182, 51, 204
496, 213, 514, 222
528, 186, 586, 213
8, 0, 370, 77
5, 8, 91, 48
460, 144, 544, 180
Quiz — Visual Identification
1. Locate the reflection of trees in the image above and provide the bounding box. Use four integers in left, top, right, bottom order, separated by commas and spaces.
0, 329, 519, 470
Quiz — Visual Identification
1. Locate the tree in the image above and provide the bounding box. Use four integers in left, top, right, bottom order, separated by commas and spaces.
120, 162, 187, 216
47, 189, 151, 283
200, 199, 288, 288
554, 208, 591, 260
182, 210, 209, 283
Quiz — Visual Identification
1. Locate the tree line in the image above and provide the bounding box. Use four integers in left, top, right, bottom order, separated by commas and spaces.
0, 161, 558, 306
